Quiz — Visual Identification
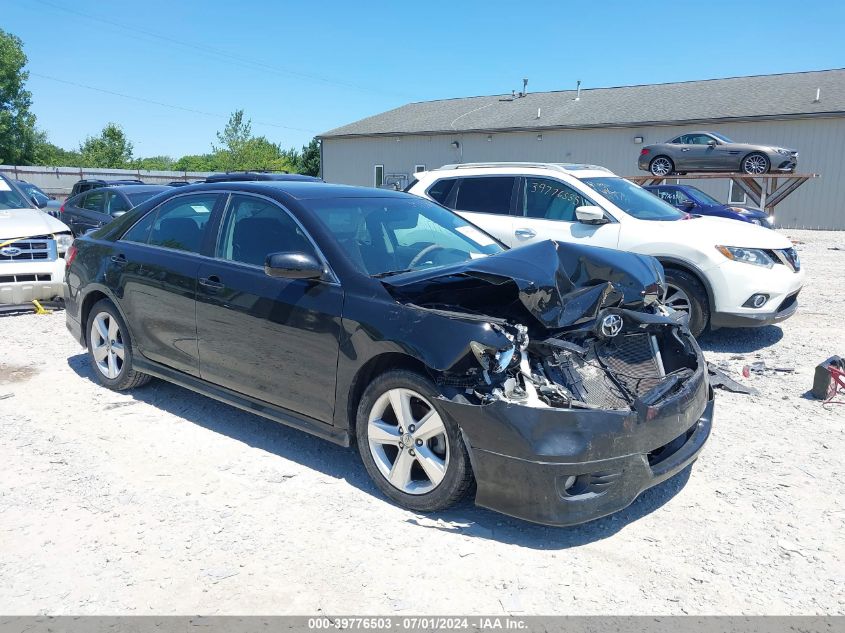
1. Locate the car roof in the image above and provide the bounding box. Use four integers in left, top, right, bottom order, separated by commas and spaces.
78, 184, 169, 195
424, 162, 615, 180
204, 172, 322, 183
177, 180, 407, 201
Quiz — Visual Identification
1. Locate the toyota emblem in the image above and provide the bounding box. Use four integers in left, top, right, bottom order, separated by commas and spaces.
600, 314, 623, 338
0, 246, 22, 257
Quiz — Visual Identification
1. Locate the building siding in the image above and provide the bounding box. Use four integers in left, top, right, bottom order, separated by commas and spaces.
322, 116, 845, 229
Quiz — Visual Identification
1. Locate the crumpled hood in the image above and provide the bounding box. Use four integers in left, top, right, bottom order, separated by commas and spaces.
383, 240, 665, 331
0, 207, 71, 238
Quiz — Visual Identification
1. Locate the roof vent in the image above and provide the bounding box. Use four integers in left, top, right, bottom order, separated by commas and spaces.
814, 88, 821, 103
574, 80, 582, 101
521, 78, 528, 97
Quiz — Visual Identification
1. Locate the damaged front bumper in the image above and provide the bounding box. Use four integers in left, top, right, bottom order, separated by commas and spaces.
441, 369, 712, 527
438, 329, 713, 527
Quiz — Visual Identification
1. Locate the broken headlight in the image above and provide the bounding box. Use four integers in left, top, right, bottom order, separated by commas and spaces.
470, 341, 517, 374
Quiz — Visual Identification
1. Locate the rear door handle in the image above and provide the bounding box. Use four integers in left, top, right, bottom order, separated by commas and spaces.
514, 228, 536, 238
198, 275, 224, 292
110, 254, 127, 265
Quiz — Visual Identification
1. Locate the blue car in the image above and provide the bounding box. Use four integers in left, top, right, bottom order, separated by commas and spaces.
644, 184, 773, 228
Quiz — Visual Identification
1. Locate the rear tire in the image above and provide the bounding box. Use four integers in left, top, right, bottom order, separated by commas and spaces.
356, 369, 474, 513
86, 299, 151, 391
663, 269, 710, 337
649, 156, 675, 177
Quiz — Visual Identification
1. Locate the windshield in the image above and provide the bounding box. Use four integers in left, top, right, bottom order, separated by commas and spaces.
686, 186, 723, 206
0, 179, 32, 210
710, 132, 733, 143
18, 182, 50, 206
302, 195, 505, 277
583, 177, 684, 221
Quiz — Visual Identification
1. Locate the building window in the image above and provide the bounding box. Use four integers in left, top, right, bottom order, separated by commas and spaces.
374, 165, 384, 187
414, 165, 426, 173
728, 180, 747, 204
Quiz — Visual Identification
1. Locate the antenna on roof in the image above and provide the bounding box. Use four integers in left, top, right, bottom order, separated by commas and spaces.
575, 80, 582, 101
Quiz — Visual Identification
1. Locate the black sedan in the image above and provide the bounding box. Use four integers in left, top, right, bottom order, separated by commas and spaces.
60, 185, 170, 236
65, 180, 713, 526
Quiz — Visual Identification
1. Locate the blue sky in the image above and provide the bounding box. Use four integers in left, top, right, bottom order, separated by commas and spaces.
5, 0, 844, 158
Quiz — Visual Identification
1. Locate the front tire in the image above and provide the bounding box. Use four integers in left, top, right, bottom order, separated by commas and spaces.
742, 153, 770, 175
663, 269, 710, 337
86, 299, 151, 391
649, 156, 675, 177
356, 369, 474, 512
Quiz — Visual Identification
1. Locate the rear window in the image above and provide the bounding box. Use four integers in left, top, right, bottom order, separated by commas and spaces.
454, 177, 514, 215
128, 190, 165, 206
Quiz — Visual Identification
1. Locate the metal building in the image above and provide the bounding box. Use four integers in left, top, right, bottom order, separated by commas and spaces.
320, 69, 845, 229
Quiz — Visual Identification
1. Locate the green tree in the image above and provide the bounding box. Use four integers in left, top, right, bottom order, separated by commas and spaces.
212, 109, 253, 171
172, 153, 219, 172
133, 155, 175, 171
298, 137, 321, 177
78, 123, 134, 168
0, 29, 40, 165
35, 140, 81, 166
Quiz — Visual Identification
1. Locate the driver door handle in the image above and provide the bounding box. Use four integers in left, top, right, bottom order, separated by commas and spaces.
514, 228, 536, 238
198, 275, 224, 293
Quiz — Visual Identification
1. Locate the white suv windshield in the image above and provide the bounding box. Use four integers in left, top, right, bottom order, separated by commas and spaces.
303, 195, 504, 277
583, 177, 684, 221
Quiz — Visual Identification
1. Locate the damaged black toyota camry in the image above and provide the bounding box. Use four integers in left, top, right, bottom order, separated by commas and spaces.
65, 180, 713, 527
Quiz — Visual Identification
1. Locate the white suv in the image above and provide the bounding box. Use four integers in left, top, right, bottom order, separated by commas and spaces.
408, 163, 805, 336
0, 176, 73, 307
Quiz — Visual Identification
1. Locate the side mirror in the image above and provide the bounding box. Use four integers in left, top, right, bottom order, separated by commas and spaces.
31, 194, 47, 209
707, 139, 717, 147
682, 199, 696, 210
575, 205, 608, 225
264, 252, 324, 280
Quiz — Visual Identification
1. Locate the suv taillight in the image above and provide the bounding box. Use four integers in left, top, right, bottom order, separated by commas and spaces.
59, 203, 65, 214
65, 244, 77, 268
640, 148, 650, 156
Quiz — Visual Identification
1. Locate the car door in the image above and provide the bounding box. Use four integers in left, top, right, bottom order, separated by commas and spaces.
62, 193, 87, 235
666, 135, 693, 170
683, 134, 722, 170
447, 176, 517, 246
195, 193, 343, 424
114, 192, 222, 376
77, 189, 110, 233
510, 176, 620, 249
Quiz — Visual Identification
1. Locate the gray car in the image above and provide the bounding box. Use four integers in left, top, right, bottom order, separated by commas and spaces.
637, 131, 798, 176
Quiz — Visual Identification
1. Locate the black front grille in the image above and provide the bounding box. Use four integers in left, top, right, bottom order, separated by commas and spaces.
597, 333, 664, 397
0, 237, 56, 263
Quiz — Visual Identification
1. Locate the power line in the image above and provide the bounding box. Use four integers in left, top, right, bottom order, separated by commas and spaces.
30, 71, 318, 134
33, 0, 415, 99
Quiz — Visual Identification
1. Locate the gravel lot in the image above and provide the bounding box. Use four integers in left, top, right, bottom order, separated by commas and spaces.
1, 229, 843, 615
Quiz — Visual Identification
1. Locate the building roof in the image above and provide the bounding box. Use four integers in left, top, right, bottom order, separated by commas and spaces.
321, 69, 845, 138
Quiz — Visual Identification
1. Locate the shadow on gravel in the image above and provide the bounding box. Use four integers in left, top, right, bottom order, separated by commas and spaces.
697, 325, 783, 353
405, 466, 693, 550
68, 352, 693, 549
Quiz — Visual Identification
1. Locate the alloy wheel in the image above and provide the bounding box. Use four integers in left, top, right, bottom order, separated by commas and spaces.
90, 312, 125, 379
650, 157, 672, 176
367, 388, 450, 495
663, 283, 692, 314
743, 154, 768, 175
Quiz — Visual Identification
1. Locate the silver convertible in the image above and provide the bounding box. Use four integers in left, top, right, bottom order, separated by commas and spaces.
638, 131, 798, 176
